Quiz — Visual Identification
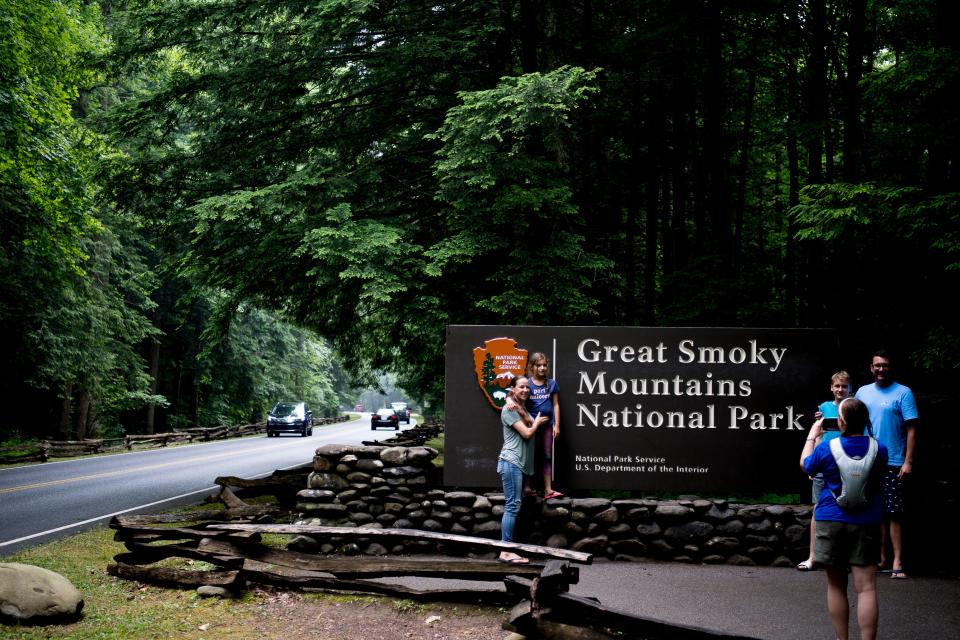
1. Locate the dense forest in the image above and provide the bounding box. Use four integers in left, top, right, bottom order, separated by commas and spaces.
2, 0, 957, 443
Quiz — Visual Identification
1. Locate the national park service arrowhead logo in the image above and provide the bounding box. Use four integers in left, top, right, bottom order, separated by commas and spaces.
473, 337, 528, 410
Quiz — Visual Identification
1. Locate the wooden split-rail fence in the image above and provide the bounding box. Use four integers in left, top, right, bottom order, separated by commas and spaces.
104, 471, 760, 640
1, 416, 350, 463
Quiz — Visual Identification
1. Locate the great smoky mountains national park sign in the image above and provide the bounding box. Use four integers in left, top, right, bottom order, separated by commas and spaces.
444, 326, 839, 493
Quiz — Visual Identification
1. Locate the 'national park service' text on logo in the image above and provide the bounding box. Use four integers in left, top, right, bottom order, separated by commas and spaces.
473, 337, 528, 410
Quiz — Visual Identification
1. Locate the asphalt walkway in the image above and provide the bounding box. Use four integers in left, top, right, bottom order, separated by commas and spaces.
569, 559, 960, 639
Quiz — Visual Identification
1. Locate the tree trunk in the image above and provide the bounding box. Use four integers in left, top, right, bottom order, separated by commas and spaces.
643, 162, 659, 324
665, 48, 690, 296
785, 62, 800, 326
928, 0, 960, 191
841, 0, 865, 181
734, 48, 757, 277
541, 0, 565, 72
782, 4, 802, 326
702, 0, 732, 271
519, 0, 539, 73
58, 383, 73, 440
146, 335, 160, 434
75, 390, 92, 440
493, 0, 516, 78
805, 0, 827, 183
624, 199, 639, 324
189, 370, 200, 429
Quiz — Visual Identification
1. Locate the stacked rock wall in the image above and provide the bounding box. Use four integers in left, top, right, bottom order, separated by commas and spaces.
295, 444, 812, 565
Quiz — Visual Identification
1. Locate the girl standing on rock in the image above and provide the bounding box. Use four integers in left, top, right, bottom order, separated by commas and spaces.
526, 352, 563, 499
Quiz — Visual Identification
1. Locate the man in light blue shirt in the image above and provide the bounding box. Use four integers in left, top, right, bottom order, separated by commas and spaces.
855, 350, 918, 578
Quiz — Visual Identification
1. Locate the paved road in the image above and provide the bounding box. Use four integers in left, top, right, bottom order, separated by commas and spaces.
571, 559, 960, 639
402, 558, 959, 639
0, 414, 413, 555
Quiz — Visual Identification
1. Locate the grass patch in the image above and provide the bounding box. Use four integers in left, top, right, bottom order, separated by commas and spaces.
1, 526, 263, 640
392, 599, 425, 615
0, 499, 311, 638
424, 434, 443, 468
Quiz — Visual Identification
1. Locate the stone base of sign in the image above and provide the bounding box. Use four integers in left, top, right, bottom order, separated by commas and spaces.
295, 444, 811, 566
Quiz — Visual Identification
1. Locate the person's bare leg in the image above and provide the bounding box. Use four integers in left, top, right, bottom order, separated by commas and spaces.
879, 520, 888, 568
851, 565, 878, 640
889, 518, 904, 570
825, 566, 850, 640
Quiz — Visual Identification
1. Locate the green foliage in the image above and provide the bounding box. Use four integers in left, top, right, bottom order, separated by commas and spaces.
791, 181, 959, 378
102, 1, 516, 408
28, 204, 161, 424
0, 0, 105, 274
793, 183, 960, 275
198, 302, 346, 426
428, 67, 612, 321
100, 0, 960, 407
0, 0, 163, 439
1, 0, 359, 439
9, 0, 953, 426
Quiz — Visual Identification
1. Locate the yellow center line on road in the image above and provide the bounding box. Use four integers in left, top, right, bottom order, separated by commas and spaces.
0, 438, 314, 495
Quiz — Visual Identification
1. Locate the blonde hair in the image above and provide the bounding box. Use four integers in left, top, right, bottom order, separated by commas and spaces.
832, 370, 851, 384
525, 352, 549, 377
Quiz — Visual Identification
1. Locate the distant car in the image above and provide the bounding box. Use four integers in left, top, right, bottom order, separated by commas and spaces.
354, 404, 364, 412
267, 401, 312, 437
390, 401, 411, 424
371, 408, 400, 430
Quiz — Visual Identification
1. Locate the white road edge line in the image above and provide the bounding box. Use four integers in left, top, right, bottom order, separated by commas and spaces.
0, 462, 308, 548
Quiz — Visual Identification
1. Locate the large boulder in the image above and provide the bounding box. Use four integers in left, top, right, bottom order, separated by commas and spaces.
0, 563, 84, 625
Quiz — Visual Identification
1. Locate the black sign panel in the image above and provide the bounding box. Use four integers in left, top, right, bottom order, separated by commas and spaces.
444, 326, 839, 493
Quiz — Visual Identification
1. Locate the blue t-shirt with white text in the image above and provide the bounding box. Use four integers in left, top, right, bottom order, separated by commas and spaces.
529, 378, 559, 426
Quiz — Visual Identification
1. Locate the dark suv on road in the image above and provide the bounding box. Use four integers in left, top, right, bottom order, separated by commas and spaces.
267, 402, 313, 437
390, 401, 411, 424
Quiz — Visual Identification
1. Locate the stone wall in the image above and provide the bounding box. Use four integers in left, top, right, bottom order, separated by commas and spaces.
294, 444, 811, 565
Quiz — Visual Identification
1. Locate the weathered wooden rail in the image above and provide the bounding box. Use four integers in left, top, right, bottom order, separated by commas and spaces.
108, 515, 556, 606
206, 523, 593, 564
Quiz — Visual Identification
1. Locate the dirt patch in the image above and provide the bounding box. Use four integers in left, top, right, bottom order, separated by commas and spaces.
248, 588, 511, 640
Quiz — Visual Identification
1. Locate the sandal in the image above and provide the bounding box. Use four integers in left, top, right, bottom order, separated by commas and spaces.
796, 559, 815, 571
544, 490, 564, 500
498, 554, 529, 565
890, 569, 908, 579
